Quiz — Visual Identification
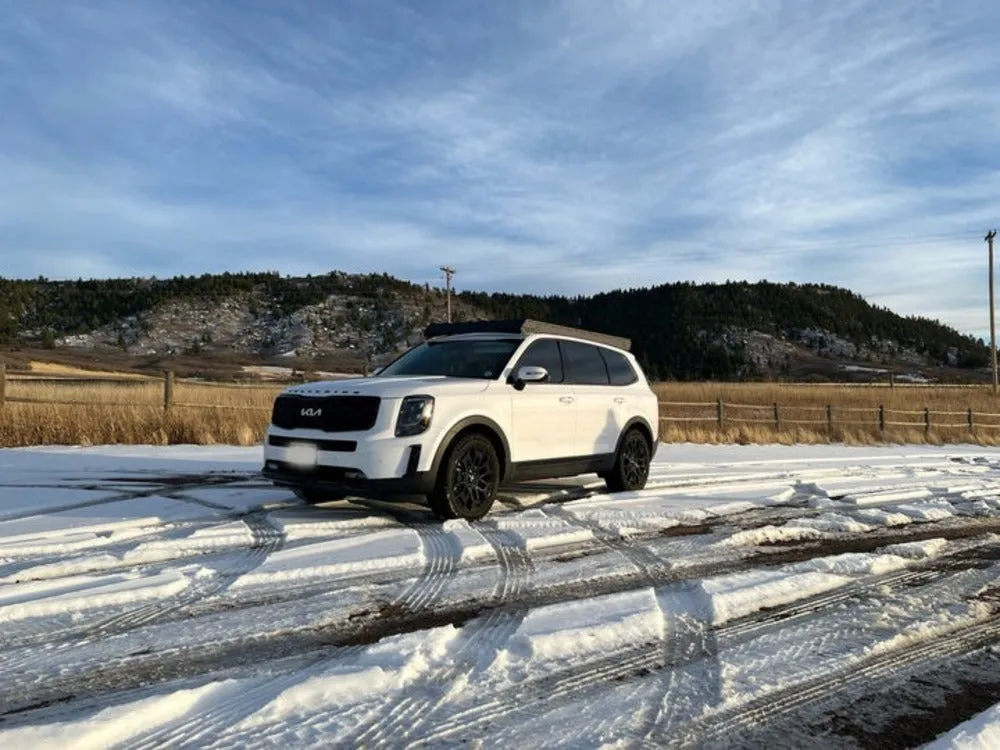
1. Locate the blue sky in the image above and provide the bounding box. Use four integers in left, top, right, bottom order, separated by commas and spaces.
2, 1, 999, 336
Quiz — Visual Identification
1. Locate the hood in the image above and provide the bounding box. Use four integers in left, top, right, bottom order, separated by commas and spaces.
282, 375, 493, 399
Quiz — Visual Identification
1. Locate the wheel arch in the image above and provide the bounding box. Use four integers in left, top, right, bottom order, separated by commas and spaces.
429, 416, 512, 484
616, 416, 655, 456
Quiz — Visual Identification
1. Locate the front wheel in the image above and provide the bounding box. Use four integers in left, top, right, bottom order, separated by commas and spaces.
428, 433, 500, 521
604, 428, 652, 493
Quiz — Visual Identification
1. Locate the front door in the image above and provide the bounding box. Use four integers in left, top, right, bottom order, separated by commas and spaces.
507, 338, 577, 462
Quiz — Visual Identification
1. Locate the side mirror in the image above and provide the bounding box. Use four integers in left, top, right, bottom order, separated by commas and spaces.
510, 365, 548, 390
369, 367, 383, 377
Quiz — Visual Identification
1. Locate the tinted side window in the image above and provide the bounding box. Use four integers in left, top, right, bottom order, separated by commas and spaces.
562, 341, 610, 385
600, 348, 638, 385
516, 339, 563, 382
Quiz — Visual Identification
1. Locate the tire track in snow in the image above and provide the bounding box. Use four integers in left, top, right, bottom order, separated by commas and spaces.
0, 477, 267, 650
0, 510, 286, 683
719, 569, 945, 643
0, 475, 268, 587
335, 523, 533, 749
7, 508, 1000, 722
7, 466, 965, 652
0, 473, 261, 524
393, 522, 463, 615
668, 607, 1000, 750
542, 504, 673, 579
116, 519, 471, 749
90, 511, 285, 637
118, 652, 358, 750
408, 541, 1000, 746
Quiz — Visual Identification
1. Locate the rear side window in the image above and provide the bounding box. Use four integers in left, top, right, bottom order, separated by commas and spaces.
600, 348, 638, 385
515, 339, 564, 382
562, 341, 610, 385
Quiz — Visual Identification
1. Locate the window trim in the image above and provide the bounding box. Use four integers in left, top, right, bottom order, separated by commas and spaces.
510, 336, 566, 384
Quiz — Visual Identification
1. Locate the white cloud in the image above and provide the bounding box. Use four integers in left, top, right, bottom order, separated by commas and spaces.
1, 0, 998, 336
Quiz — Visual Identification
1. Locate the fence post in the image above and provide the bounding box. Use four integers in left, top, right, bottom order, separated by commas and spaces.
163, 369, 174, 411
924, 407, 930, 433
716, 399, 724, 427
969, 408, 975, 433
0, 363, 5, 409
826, 404, 833, 432
878, 405, 885, 432
773, 402, 780, 427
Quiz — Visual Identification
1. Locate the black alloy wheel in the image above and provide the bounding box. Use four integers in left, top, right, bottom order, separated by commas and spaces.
605, 428, 652, 493
429, 433, 500, 520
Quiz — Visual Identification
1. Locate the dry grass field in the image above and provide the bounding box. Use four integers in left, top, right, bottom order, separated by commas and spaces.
0, 379, 282, 447
4, 377, 1000, 448
653, 382, 1000, 446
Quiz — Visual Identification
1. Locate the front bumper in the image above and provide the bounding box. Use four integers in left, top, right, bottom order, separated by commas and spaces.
262, 459, 434, 498
261, 428, 437, 499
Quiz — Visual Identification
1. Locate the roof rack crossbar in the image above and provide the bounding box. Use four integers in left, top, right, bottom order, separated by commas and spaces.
422, 318, 631, 351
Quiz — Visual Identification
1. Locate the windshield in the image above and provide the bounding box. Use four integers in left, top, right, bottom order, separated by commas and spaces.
377, 338, 521, 379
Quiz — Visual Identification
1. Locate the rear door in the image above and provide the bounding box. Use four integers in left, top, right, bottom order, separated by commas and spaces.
561, 340, 617, 457
599, 346, 640, 435
507, 338, 576, 462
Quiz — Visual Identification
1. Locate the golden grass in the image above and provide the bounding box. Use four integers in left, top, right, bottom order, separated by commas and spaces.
653, 382, 1000, 446
1, 380, 282, 447
3, 378, 1000, 447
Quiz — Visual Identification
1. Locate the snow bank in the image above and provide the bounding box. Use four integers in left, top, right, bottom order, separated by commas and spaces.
924, 702, 1000, 749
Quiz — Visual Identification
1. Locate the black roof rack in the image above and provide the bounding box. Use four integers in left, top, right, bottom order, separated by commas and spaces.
423, 318, 631, 351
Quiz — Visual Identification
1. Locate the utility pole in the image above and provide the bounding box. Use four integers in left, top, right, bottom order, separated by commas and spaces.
989, 230, 998, 394
440, 265, 456, 323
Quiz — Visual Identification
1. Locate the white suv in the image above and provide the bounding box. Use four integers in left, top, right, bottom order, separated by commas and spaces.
262, 319, 660, 520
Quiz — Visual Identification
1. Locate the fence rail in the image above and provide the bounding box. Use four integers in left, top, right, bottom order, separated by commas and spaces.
657, 398, 995, 433
0, 366, 281, 411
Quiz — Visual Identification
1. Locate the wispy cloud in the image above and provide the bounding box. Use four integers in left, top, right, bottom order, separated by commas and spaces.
1, 0, 998, 334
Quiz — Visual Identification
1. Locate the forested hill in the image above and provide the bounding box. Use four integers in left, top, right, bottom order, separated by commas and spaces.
0, 272, 989, 382
459, 281, 989, 380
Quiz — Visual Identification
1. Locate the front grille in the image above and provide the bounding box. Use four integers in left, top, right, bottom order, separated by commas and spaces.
270, 395, 381, 433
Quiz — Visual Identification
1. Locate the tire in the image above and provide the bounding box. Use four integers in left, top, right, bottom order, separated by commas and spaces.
604, 428, 652, 493
294, 488, 346, 505
428, 433, 500, 521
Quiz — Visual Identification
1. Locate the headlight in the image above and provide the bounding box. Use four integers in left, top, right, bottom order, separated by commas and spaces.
396, 395, 434, 436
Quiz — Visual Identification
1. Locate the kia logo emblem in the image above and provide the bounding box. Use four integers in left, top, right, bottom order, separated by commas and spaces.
300, 407, 322, 417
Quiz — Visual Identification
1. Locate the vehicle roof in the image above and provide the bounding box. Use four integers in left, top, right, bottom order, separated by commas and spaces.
428, 330, 633, 353
423, 318, 631, 351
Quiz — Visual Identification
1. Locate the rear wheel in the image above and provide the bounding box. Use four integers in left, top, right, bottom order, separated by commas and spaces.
294, 488, 346, 505
428, 433, 500, 521
604, 428, 651, 493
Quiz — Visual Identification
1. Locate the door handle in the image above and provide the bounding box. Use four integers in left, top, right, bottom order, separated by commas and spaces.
613, 397, 625, 404
560, 396, 575, 404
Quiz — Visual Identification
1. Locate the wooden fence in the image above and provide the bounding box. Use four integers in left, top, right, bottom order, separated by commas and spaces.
0, 365, 278, 412
4, 363, 1000, 435
658, 400, 995, 433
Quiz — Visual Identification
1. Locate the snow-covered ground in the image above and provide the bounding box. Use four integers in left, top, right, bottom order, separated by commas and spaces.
2, 443, 1000, 748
